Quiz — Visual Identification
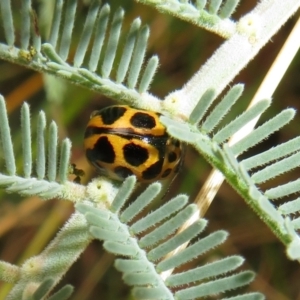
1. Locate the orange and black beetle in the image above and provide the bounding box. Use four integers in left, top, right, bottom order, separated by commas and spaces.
84, 105, 184, 182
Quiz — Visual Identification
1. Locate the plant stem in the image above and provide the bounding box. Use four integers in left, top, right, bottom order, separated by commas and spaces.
6, 213, 92, 300
163, 0, 300, 118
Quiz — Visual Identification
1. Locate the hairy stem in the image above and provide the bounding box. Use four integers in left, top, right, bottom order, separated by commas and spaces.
6, 213, 92, 300
163, 0, 300, 118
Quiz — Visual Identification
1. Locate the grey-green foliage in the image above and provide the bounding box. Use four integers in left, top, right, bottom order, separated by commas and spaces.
161, 83, 300, 260
0, 0, 299, 299
135, 0, 240, 38
28, 278, 73, 300
49, 0, 158, 94
0, 96, 67, 198
0, 0, 160, 110
0, 94, 264, 299
76, 176, 263, 300
4, 209, 91, 299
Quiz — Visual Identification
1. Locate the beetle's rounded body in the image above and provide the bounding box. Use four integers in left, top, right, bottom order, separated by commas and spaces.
84, 105, 184, 182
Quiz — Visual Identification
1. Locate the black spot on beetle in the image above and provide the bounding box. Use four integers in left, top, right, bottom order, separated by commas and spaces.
168, 152, 177, 163
161, 168, 172, 178
148, 137, 168, 159
89, 136, 115, 163
123, 143, 149, 166
130, 112, 156, 129
100, 106, 127, 125
114, 166, 134, 179
142, 159, 164, 180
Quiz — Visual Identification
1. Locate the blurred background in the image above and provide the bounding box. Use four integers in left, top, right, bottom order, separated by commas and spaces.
0, 0, 300, 299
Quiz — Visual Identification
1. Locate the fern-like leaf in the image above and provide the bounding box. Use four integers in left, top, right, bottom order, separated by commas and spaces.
29, 278, 54, 300
161, 84, 300, 260
0, 95, 71, 199
0, 0, 15, 46
135, 0, 240, 38
0, 0, 161, 111
48, 284, 74, 300
76, 177, 263, 300
0, 88, 265, 299
25, 278, 73, 300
